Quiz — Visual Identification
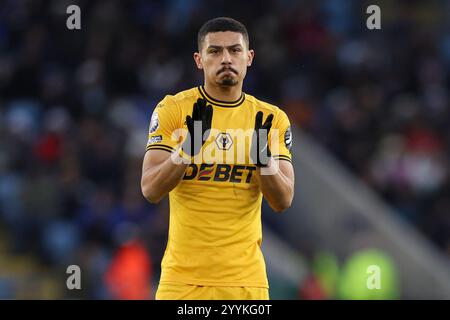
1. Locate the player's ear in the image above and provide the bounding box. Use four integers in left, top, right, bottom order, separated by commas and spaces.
193, 52, 203, 70
247, 49, 255, 67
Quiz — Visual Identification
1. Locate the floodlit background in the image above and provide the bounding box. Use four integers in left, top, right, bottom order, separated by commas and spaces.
0, 0, 450, 299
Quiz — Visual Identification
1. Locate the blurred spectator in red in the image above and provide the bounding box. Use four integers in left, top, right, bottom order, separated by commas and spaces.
299, 251, 339, 300
299, 274, 328, 300
104, 235, 152, 300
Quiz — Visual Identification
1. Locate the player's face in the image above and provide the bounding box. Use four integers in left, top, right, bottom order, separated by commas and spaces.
195, 32, 254, 87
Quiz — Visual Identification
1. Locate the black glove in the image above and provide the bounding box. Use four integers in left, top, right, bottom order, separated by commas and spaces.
182, 98, 213, 157
251, 111, 274, 167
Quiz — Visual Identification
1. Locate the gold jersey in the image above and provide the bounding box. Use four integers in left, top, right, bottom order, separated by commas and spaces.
146, 86, 292, 288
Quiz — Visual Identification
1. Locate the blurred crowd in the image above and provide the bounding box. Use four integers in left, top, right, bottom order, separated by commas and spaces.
0, 0, 449, 298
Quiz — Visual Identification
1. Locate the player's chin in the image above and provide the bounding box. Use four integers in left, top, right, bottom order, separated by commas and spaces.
218, 76, 238, 87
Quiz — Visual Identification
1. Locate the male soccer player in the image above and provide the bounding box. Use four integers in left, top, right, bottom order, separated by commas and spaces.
141, 17, 294, 300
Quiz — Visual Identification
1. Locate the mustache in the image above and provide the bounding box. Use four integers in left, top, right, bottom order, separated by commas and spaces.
217, 66, 238, 75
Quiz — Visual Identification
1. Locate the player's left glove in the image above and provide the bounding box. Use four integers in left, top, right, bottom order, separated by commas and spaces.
250, 111, 274, 167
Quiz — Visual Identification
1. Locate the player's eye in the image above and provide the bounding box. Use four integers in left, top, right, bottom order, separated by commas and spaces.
232, 48, 242, 53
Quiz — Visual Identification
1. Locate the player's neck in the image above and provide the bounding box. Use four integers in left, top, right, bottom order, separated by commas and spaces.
203, 82, 243, 102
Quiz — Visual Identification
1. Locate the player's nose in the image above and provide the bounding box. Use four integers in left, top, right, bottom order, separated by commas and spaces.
221, 50, 232, 64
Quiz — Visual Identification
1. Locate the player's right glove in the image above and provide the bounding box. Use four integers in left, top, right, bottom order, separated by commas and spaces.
181, 98, 213, 157
250, 111, 274, 167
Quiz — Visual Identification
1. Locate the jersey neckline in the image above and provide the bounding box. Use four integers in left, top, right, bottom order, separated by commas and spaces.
197, 85, 245, 108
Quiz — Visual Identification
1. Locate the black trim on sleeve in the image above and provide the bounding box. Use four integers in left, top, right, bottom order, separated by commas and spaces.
273, 155, 292, 163
145, 147, 174, 154
146, 144, 175, 153
277, 158, 292, 164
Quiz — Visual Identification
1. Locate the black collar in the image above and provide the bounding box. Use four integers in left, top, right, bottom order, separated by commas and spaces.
198, 85, 245, 108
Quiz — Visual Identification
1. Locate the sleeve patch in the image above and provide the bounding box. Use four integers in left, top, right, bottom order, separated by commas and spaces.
148, 135, 162, 145
149, 110, 159, 133
284, 126, 292, 151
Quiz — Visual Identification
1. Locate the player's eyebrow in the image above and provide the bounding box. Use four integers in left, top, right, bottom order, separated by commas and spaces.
207, 44, 243, 50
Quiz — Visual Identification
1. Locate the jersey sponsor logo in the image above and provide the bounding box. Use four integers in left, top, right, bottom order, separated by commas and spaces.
149, 110, 159, 134
183, 163, 256, 183
168, 127, 281, 172
148, 135, 162, 145
284, 126, 292, 151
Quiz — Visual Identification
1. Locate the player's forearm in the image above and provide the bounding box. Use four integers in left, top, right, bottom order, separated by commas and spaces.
257, 159, 294, 213
141, 155, 188, 203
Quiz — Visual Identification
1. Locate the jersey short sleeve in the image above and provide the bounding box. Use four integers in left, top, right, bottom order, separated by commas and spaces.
270, 109, 292, 163
145, 96, 182, 153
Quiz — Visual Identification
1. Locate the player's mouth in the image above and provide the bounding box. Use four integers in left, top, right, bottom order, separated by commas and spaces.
217, 67, 238, 75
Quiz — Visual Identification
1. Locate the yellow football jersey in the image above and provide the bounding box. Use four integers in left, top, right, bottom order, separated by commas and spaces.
146, 86, 292, 288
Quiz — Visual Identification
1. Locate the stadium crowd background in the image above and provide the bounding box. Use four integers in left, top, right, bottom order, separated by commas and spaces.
0, 0, 449, 298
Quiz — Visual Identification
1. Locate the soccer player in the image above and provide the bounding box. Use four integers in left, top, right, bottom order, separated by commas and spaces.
141, 17, 294, 300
